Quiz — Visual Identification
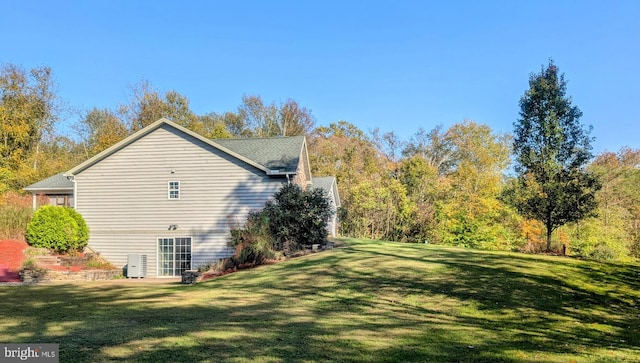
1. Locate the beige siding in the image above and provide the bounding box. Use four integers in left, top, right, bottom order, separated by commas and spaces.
293, 143, 312, 189
75, 125, 286, 277
326, 189, 337, 237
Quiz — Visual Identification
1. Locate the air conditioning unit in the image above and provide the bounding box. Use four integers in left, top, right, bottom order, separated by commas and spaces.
127, 254, 147, 278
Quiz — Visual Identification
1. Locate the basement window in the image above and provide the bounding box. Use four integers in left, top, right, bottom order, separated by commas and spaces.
168, 181, 180, 199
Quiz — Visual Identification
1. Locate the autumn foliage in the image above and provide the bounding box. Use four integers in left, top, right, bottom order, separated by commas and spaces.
2, 62, 639, 261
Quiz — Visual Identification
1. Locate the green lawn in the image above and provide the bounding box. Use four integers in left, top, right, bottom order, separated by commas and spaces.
1, 238, 639, 362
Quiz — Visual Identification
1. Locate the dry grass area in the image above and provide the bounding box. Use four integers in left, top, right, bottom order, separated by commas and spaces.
0, 192, 36, 242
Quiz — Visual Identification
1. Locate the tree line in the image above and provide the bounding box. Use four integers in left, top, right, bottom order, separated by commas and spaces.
1, 61, 638, 261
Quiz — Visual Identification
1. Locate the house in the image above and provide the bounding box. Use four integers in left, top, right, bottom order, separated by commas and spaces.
310, 176, 341, 237
23, 173, 74, 209
25, 118, 322, 277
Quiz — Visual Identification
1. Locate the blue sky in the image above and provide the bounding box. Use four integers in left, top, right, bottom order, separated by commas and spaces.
2, 1, 638, 154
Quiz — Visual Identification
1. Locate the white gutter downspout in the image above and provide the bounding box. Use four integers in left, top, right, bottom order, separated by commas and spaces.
32, 193, 36, 210
68, 176, 77, 209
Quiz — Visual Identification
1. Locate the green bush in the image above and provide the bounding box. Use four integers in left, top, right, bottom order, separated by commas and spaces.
65, 207, 89, 250
591, 243, 615, 261
227, 184, 333, 266
26, 206, 89, 252
263, 184, 332, 252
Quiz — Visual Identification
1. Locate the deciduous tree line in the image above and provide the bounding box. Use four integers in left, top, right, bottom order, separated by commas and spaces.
2, 62, 638, 260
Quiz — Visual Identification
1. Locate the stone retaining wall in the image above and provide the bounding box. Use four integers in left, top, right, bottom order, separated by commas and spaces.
22, 269, 122, 283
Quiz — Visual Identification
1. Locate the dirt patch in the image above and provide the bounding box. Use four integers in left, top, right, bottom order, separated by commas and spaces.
0, 240, 28, 282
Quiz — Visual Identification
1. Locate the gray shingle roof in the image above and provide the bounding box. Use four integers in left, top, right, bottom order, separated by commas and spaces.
24, 173, 73, 191
311, 176, 341, 207
214, 136, 305, 173
311, 176, 335, 194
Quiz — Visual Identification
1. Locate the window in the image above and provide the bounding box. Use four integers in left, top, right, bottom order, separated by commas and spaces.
168, 181, 180, 199
157, 237, 192, 276
48, 194, 72, 207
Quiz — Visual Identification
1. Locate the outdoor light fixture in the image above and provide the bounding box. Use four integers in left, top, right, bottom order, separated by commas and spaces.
168, 224, 178, 230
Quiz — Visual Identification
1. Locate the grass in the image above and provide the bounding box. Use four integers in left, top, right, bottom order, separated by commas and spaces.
0, 238, 638, 362
0, 192, 34, 242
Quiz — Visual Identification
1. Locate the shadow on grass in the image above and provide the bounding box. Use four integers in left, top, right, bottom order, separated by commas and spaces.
0, 239, 638, 362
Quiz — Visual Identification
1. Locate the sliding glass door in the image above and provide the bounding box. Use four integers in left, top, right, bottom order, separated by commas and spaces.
157, 237, 192, 277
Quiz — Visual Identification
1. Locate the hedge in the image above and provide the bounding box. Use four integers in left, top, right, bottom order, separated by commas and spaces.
26, 206, 89, 252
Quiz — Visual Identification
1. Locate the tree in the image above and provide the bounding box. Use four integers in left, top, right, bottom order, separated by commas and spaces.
440, 120, 515, 249
78, 108, 128, 157
568, 148, 640, 259
277, 98, 315, 137
195, 113, 232, 139
230, 95, 315, 137
123, 80, 199, 132
397, 156, 439, 243
510, 60, 600, 251
0, 64, 64, 191
371, 129, 404, 181
308, 121, 394, 239
236, 94, 279, 137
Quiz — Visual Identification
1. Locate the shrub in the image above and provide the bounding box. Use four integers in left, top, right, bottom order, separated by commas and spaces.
26, 206, 89, 252
228, 211, 279, 265
591, 243, 615, 261
263, 184, 332, 252
85, 254, 115, 270
197, 261, 214, 273
21, 257, 40, 270
214, 258, 238, 272
198, 258, 239, 274
65, 207, 89, 250
19, 257, 47, 280
226, 184, 333, 266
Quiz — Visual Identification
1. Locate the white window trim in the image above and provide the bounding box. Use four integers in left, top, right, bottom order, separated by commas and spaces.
168, 181, 180, 200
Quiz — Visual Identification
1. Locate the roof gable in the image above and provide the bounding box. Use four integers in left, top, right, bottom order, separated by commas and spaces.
66, 118, 306, 176
311, 176, 341, 208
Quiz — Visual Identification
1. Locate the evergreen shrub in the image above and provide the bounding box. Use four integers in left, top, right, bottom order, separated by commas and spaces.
26, 206, 89, 252
228, 184, 333, 265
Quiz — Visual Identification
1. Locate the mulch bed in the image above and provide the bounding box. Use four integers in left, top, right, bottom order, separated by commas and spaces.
0, 240, 28, 282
